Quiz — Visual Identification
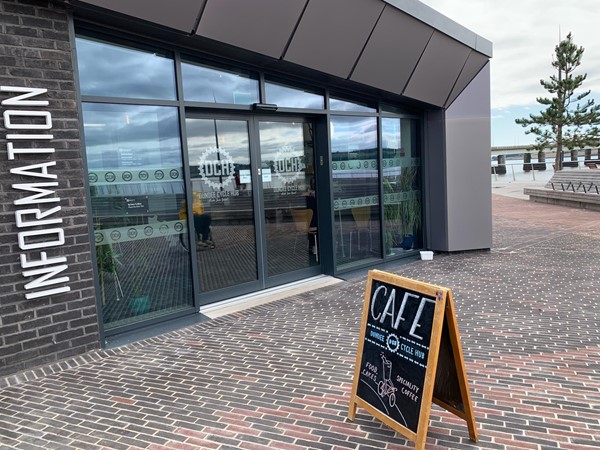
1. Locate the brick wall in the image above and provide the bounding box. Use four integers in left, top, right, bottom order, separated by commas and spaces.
0, 0, 99, 377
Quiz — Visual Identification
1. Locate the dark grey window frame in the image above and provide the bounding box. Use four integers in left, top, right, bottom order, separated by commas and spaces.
74, 23, 426, 341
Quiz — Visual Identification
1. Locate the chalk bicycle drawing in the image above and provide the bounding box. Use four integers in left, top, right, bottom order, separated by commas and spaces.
377, 352, 397, 407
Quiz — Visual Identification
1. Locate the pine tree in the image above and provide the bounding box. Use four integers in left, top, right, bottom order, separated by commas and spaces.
515, 33, 600, 171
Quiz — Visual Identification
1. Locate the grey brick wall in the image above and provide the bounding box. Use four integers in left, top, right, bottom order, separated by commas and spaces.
0, 0, 99, 377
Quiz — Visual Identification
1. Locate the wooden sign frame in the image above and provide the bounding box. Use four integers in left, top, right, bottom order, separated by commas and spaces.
348, 270, 477, 450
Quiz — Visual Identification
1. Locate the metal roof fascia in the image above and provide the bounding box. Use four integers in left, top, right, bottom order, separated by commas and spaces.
383, 0, 493, 57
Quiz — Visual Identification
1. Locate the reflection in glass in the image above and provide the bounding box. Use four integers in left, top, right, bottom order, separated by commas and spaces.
330, 96, 376, 113
76, 37, 176, 100
182, 60, 259, 104
259, 121, 318, 276
382, 104, 420, 116
82, 103, 193, 330
265, 80, 324, 109
382, 118, 421, 255
186, 119, 258, 292
331, 116, 381, 269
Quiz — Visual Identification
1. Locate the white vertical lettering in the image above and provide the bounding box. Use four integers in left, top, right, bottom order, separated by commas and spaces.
16, 206, 62, 228
18, 228, 65, 250
4, 110, 52, 129
10, 161, 57, 179
23, 265, 70, 291
20, 252, 67, 268
12, 182, 59, 205
25, 286, 71, 300
7, 143, 55, 160
3, 84, 70, 300
0, 86, 49, 106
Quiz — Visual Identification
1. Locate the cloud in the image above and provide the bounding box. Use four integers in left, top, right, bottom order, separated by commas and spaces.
419, 0, 600, 110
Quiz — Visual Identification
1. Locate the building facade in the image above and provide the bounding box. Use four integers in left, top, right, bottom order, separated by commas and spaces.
0, 0, 492, 377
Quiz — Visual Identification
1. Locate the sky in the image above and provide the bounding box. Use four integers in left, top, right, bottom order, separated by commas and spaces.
419, 0, 600, 147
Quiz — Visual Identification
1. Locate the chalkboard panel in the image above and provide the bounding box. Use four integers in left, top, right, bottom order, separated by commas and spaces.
356, 278, 437, 433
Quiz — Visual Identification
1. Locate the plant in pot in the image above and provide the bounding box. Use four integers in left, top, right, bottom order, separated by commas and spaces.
96, 243, 122, 305
397, 167, 421, 250
129, 245, 152, 315
129, 266, 151, 315
383, 179, 402, 255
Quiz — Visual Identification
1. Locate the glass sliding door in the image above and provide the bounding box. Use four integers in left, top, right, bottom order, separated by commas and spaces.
184, 115, 320, 300
331, 116, 381, 270
185, 118, 258, 293
83, 103, 194, 331
258, 121, 319, 278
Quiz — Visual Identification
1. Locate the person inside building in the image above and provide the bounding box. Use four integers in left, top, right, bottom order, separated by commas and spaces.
179, 191, 214, 249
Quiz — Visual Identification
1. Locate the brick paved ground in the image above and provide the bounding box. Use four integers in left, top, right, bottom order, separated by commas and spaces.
1, 194, 599, 449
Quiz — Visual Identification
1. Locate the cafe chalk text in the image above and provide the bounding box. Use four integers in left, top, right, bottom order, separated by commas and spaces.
2, 86, 71, 300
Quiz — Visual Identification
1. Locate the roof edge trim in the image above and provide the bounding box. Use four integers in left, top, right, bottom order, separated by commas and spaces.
383, 0, 493, 57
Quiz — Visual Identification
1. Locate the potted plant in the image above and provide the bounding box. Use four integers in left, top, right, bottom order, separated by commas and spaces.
397, 167, 421, 250
129, 245, 151, 315
383, 179, 401, 255
96, 243, 122, 305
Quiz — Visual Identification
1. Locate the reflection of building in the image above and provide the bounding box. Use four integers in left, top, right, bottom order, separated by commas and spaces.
0, 0, 492, 377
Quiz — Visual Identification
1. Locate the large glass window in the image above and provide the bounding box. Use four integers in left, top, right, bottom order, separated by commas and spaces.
382, 118, 421, 255
331, 116, 381, 269
76, 36, 176, 100
181, 60, 259, 104
265, 80, 324, 109
83, 103, 193, 330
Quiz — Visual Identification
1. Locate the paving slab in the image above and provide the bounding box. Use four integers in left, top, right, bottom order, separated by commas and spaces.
0, 194, 599, 449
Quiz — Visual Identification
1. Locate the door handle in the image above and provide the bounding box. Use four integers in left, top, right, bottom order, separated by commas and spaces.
258, 168, 262, 176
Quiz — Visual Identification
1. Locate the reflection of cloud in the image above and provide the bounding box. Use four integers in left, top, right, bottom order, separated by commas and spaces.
181, 61, 259, 104
330, 117, 377, 153
77, 37, 176, 100
265, 82, 324, 109
82, 104, 182, 170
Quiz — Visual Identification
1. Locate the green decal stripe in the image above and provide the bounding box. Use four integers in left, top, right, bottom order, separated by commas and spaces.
94, 220, 185, 246
88, 167, 183, 185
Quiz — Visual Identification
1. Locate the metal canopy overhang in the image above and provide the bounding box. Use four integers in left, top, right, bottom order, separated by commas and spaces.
61, 0, 492, 108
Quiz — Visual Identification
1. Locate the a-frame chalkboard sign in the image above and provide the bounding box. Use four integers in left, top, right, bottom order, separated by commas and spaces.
348, 270, 477, 450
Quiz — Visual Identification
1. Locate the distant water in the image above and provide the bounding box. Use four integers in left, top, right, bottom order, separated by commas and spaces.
491, 158, 586, 184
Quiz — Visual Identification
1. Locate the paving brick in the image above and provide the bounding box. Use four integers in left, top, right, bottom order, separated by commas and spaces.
1, 194, 600, 450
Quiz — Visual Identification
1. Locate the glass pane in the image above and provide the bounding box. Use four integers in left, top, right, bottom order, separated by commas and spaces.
330, 96, 376, 113
259, 121, 318, 276
186, 119, 258, 292
382, 118, 422, 255
76, 36, 176, 100
331, 116, 381, 269
382, 104, 420, 116
265, 80, 324, 109
83, 103, 192, 330
182, 60, 259, 104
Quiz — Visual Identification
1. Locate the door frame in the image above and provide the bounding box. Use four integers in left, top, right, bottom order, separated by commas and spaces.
183, 110, 323, 306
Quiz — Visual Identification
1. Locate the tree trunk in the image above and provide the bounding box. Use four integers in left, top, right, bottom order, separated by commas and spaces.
555, 144, 563, 171
584, 148, 592, 161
